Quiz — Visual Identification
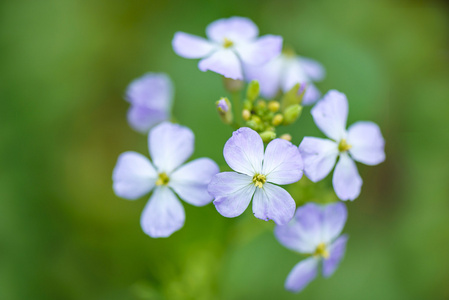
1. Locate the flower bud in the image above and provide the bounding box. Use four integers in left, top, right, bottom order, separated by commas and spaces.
216, 97, 233, 124
283, 104, 303, 125
242, 109, 251, 121
259, 131, 276, 143
272, 114, 284, 126
268, 101, 280, 112
243, 99, 253, 111
280, 133, 292, 141
246, 80, 260, 102
281, 83, 304, 109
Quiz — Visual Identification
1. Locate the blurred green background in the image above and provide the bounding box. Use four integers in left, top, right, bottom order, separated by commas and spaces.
1, 0, 449, 299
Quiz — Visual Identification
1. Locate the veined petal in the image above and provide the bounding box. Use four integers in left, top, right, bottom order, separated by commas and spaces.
347, 121, 385, 166
127, 105, 168, 133
170, 158, 219, 206
252, 183, 296, 225
210, 172, 255, 218
302, 83, 321, 106
206, 16, 258, 44
332, 153, 362, 201
149, 122, 194, 173
285, 257, 319, 293
235, 35, 283, 66
299, 137, 339, 182
112, 151, 156, 200
311, 90, 348, 141
263, 139, 303, 185
244, 55, 283, 98
322, 235, 348, 277
125, 73, 173, 110
198, 49, 243, 80
321, 202, 348, 244
223, 127, 264, 176
299, 57, 326, 81
140, 187, 185, 238
172, 32, 216, 59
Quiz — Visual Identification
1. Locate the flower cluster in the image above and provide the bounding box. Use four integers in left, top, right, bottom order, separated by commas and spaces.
112, 16, 385, 293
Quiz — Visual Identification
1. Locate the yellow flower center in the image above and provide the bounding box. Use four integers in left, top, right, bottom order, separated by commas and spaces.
155, 172, 170, 186
314, 242, 330, 259
338, 139, 352, 152
223, 37, 234, 48
252, 174, 266, 189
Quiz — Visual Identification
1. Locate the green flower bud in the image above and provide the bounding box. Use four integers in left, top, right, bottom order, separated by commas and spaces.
283, 104, 303, 125
280, 133, 292, 141
268, 101, 280, 112
281, 83, 305, 110
259, 131, 276, 143
243, 99, 253, 111
246, 80, 260, 101
272, 114, 284, 126
242, 109, 251, 121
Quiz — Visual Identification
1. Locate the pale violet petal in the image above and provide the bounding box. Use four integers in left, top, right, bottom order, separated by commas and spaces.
198, 49, 243, 80
285, 257, 319, 293
235, 35, 283, 66
299, 137, 339, 182
302, 83, 321, 106
170, 158, 219, 206
244, 55, 283, 98
275, 216, 317, 254
252, 183, 296, 225
206, 16, 258, 44
223, 127, 264, 176
140, 187, 185, 238
127, 105, 168, 133
332, 153, 362, 201
322, 235, 349, 277
293, 203, 323, 249
112, 151, 156, 200
281, 57, 309, 93
125, 73, 173, 110
321, 202, 348, 244
210, 172, 255, 218
311, 90, 349, 141
263, 139, 303, 185
299, 57, 326, 81
347, 121, 385, 165
148, 122, 194, 173
172, 32, 216, 59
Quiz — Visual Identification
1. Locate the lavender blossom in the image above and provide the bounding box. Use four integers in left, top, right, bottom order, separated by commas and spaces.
275, 202, 348, 293
208, 127, 303, 225
172, 17, 283, 80
299, 90, 385, 200
125, 73, 173, 133
245, 53, 325, 105
113, 122, 219, 238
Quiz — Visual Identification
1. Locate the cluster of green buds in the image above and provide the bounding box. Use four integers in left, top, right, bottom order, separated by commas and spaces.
241, 81, 304, 143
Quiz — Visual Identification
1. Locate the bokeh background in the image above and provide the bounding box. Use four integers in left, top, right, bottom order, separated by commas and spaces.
1, 0, 449, 299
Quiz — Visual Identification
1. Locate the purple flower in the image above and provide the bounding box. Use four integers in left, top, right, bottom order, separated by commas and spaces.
125, 73, 173, 133
172, 16, 283, 80
299, 90, 385, 200
245, 53, 325, 105
275, 202, 348, 293
208, 127, 303, 225
112, 122, 219, 238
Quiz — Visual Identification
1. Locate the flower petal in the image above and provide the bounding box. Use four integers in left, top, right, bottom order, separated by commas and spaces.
198, 49, 243, 80
263, 139, 303, 185
170, 158, 219, 206
140, 187, 185, 238
347, 121, 385, 166
299, 137, 339, 182
125, 73, 173, 110
322, 235, 348, 277
223, 127, 264, 176
281, 57, 309, 93
299, 57, 326, 81
244, 55, 283, 98
206, 16, 258, 44
148, 122, 194, 173
321, 202, 348, 244
210, 172, 255, 218
235, 35, 283, 66
311, 90, 348, 141
285, 257, 319, 293
252, 183, 296, 225
293, 203, 323, 250
302, 83, 321, 106
332, 153, 362, 201
275, 216, 317, 254
127, 105, 168, 133
172, 32, 216, 59
112, 151, 156, 200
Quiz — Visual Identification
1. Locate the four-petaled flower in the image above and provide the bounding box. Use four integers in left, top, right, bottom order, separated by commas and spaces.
208, 127, 303, 225
245, 52, 325, 105
113, 122, 219, 238
125, 73, 173, 133
275, 202, 348, 293
299, 90, 385, 200
172, 16, 283, 80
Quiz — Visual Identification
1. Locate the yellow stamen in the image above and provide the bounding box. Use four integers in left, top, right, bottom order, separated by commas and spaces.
223, 37, 234, 48
338, 139, 352, 152
155, 172, 170, 186
314, 242, 330, 259
252, 174, 266, 188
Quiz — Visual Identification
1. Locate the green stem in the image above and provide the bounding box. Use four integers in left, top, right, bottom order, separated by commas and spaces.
232, 90, 242, 129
